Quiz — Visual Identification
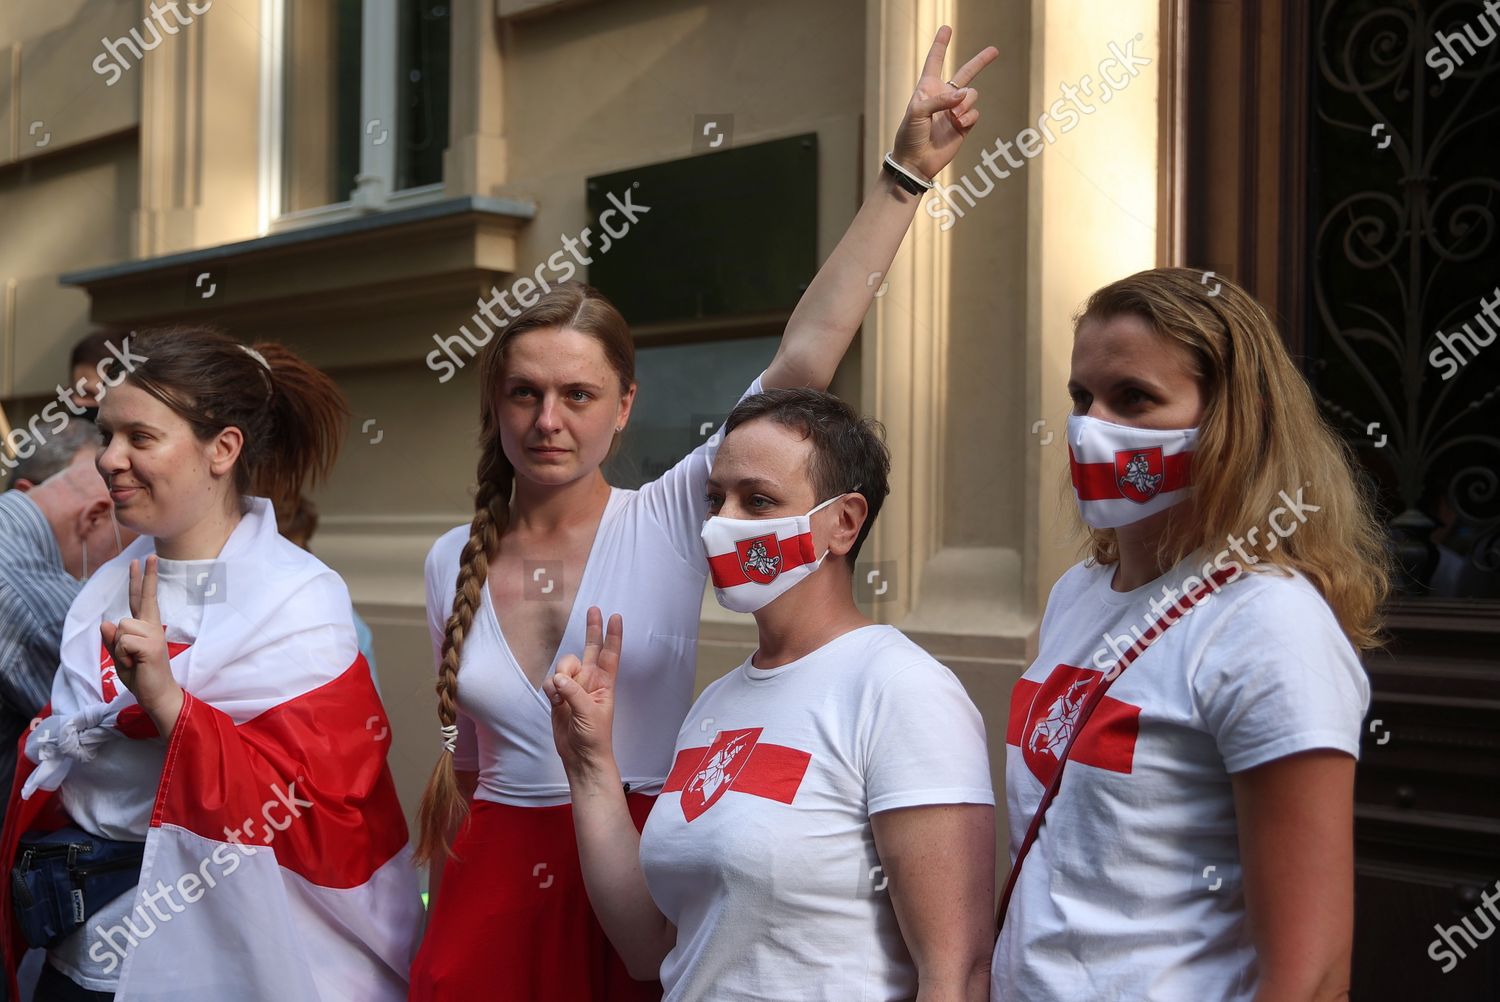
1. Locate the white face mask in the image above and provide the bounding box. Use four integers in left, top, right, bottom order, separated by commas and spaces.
700, 494, 847, 614
1067, 414, 1199, 529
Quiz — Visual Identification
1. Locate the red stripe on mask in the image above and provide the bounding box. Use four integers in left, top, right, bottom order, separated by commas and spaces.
1069, 447, 1194, 501
706, 529, 818, 588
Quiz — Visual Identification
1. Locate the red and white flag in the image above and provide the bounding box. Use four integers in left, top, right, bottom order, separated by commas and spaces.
0, 498, 421, 1001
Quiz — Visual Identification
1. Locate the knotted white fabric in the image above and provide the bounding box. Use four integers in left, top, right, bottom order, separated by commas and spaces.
21, 698, 130, 798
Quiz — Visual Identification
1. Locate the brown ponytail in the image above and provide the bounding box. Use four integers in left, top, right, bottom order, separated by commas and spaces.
122, 326, 349, 512
245, 342, 348, 513
414, 281, 634, 863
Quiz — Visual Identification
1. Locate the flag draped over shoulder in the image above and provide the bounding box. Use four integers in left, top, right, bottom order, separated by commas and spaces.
0, 498, 422, 1001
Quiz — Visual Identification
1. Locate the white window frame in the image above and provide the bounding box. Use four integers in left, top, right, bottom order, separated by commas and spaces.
259, 0, 446, 234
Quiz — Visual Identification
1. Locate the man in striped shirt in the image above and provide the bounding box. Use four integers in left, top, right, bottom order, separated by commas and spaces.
0, 450, 131, 811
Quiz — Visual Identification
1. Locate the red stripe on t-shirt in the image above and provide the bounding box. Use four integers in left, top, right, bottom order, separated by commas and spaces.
1069, 447, 1193, 501
151, 655, 407, 890
1006, 678, 1040, 746
1006, 670, 1140, 778
663, 747, 704, 793
661, 742, 812, 804
1071, 692, 1139, 774
733, 743, 811, 803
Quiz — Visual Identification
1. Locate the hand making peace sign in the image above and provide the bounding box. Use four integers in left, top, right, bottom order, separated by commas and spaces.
545, 606, 623, 779
891, 26, 1000, 182
100, 555, 185, 731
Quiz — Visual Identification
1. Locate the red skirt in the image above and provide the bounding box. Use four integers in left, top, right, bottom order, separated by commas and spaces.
408, 794, 663, 1002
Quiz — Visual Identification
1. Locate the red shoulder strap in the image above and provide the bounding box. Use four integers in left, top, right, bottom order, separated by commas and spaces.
995, 565, 1240, 939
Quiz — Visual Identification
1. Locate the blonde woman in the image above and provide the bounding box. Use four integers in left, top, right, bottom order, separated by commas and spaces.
408, 27, 998, 1002
994, 268, 1389, 1001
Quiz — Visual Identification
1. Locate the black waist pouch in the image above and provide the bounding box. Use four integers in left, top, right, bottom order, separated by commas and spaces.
11, 827, 144, 949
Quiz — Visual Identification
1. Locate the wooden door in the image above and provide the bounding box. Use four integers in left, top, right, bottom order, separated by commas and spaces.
1170, 1, 1500, 997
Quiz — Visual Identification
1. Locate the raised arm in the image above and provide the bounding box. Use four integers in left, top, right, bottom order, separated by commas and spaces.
545, 608, 676, 981
762, 25, 998, 392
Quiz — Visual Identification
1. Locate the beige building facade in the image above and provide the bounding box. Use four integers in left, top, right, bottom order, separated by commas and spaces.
0, 0, 1162, 865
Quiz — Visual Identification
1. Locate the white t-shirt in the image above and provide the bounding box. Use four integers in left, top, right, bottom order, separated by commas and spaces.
992, 556, 1370, 1002
639, 624, 995, 1002
51, 555, 215, 990
424, 376, 764, 806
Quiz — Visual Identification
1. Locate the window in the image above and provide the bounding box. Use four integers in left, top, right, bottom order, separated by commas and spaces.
280, 1, 363, 213
262, 0, 451, 229
604, 335, 781, 490
396, 2, 450, 192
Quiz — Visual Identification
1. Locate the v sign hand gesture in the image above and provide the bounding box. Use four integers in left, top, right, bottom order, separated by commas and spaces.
100, 555, 185, 734
891, 26, 1000, 183
545, 607, 624, 783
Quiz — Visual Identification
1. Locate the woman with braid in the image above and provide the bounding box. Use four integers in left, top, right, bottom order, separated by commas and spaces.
407, 26, 998, 1001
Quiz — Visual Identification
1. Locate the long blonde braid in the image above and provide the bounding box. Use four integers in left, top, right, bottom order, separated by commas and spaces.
413, 443, 513, 863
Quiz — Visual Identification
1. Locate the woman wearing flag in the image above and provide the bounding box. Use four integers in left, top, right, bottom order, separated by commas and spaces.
992, 268, 1389, 1000
0, 328, 422, 1001
408, 25, 998, 1002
